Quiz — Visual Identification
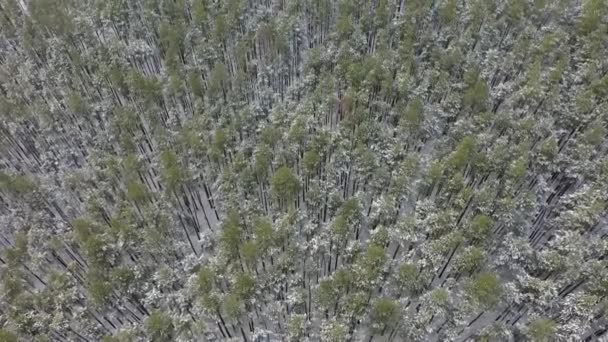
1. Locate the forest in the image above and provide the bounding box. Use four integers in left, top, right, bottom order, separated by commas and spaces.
0, 0, 607, 341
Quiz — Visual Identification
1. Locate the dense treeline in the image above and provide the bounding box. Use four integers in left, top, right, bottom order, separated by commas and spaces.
0, 0, 607, 341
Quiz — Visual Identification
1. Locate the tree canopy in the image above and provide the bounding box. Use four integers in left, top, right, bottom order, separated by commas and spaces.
0, 0, 606, 340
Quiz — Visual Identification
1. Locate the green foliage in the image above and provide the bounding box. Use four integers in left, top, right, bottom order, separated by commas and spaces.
463, 70, 489, 112
214, 14, 228, 43
447, 136, 476, 171
455, 247, 486, 274
161, 0, 186, 21
197, 267, 215, 294
339, 198, 361, 222
254, 146, 272, 178
3, 0, 608, 339
200, 293, 220, 312
583, 124, 606, 146
83, 235, 112, 269
317, 279, 338, 309
209, 63, 228, 98
331, 215, 349, 241
527, 318, 557, 342
192, 0, 208, 26
360, 244, 386, 282
371, 298, 399, 331
224, 293, 242, 320
336, 7, 353, 40
591, 74, 608, 98
424, 161, 445, 186
0, 329, 18, 342
30, 0, 73, 35
160, 150, 185, 191
261, 126, 281, 147
303, 149, 320, 175
396, 263, 424, 295
1, 269, 24, 301
158, 22, 185, 68
540, 136, 558, 159
439, 0, 457, 26
506, 0, 526, 24
370, 226, 389, 247
233, 273, 255, 300
68, 92, 88, 113
354, 146, 377, 175
287, 314, 306, 341
114, 108, 138, 134
254, 217, 275, 252
430, 288, 450, 307
168, 70, 183, 94
241, 240, 258, 265
576, 90, 594, 115
333, 269, 354, 291
342, 291, 367, 319
4, 232, 28, 267
221, 209, 242, 259
392, 154, 420, 193
321, 321, 347, 342
468, 214, 492, 242
467, 273, 502, 309
110, 267, 135, 292
288, 117, 307, 145
271, 166, 300, 203
507, 156, 528, 182
211, 128, 228, 161
108, 65, 128, 92
128, 71, 162, 104
145, 311, 174, 342
374, 0, 390, 29
126, 180, 148, 203
188, 70, 204, 98
88, 275, 112, 307
578, 0, 605, 35
0, 172, 36, 196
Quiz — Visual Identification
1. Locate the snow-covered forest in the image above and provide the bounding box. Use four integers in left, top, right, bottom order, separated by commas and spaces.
0, 0, 607, 341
